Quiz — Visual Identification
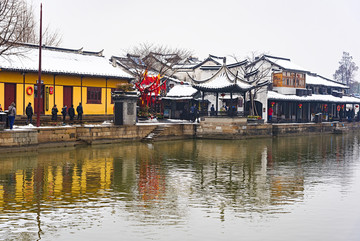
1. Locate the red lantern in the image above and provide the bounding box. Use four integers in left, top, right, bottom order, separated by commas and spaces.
298, 104, 302, 109
49, 86, 54, 95
271, 102, 275, 106
221, 93, 225, 97
356, 105, 359, 108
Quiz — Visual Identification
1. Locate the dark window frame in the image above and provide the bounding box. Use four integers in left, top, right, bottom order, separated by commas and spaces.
87, 87, 102, 104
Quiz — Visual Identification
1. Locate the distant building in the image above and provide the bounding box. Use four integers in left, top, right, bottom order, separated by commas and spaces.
0, 44, 133, 116
254, 55, 360, 122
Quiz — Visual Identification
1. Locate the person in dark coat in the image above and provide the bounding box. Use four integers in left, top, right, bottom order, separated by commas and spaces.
8, 102, 16, 130
51, 105, 58, 121
61, 105, 67, 121
76, 102, 83, 120
210, 104, 215, 116
25, 102, 33, 124
68, 104, 75, 121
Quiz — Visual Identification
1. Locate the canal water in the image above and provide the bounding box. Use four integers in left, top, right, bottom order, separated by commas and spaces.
0, 134, 360, 241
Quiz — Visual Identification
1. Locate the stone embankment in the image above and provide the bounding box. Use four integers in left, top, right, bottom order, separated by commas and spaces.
0, 119, 359, 152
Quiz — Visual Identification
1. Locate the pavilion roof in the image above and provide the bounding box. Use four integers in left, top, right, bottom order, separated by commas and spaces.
162, 84, 200, 100
190, 64, 252, 93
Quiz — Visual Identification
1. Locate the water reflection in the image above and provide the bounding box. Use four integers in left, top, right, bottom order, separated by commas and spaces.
0, 134, 359, 240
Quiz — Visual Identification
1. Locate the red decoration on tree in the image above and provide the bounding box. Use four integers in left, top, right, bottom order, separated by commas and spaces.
135, 70, 166, 108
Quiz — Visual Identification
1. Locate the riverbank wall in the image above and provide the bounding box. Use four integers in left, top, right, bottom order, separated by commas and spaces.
1, 121, 359, 152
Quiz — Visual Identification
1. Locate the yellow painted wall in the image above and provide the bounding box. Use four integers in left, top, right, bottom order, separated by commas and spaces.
0, 72, 23, 83
83, 77, 106, 88
107, 88, 114, 114
16, 84, 24, 114
73, 87, 82, 107
56, 75, 81, 87
0, 83, 4, 110
54, 85, 63, 108
0, 70, 131, 115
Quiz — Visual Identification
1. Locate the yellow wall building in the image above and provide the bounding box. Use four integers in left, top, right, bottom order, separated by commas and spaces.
0, 44, 133, 115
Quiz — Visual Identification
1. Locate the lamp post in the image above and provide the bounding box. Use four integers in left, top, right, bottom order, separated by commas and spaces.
36, 3, 42, 127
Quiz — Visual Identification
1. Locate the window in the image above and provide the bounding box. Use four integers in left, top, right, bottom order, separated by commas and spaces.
87, 87, 101, 104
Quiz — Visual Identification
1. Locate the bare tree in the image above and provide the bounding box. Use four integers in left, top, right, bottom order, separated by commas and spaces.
124, 43, 192, 82
0, 0, 35, 55
334, 52, 358, 89
42, 25, 62, 47
230, 53, 272, 116
0, 0, 62, 56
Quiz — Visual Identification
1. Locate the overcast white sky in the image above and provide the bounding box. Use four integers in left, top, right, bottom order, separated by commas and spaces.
28, 0, 359, 80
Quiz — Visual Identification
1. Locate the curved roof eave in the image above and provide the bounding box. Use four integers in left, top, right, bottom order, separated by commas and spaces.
193, 84, 251, 93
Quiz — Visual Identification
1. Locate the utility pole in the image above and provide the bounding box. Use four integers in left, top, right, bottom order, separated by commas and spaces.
37, 3, 42, 127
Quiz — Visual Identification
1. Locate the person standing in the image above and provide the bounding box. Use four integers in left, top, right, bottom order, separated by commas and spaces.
76, 102, 83, 120
0, 104, 3, 112
68, 104, 75, 121
210, 104, 215, 116
268, 106, 273, 122
8, 102, 16, 130
51, 105, 58, 121
61, 105, 67, 121
25, 102, 33, 125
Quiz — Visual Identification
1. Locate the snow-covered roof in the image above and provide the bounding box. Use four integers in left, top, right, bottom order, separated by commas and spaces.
268, 91, 360, 103
164, 84, 198, 98
264, 55, 308, 72
306, 74, 348, 89
174, 56, 221, 70
0, 44, 133, 79
191, 65, 252, 92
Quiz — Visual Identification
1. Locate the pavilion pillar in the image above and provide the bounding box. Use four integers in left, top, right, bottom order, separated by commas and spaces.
230, 92, 233, 116
243, 92, 247, 116
216, 92, 219, 116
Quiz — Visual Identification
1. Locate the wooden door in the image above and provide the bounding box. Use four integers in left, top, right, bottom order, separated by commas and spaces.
114, 102, 123, 125
34, 85, 44, 114
63, 86, 73, 108
4, 83, 16, 110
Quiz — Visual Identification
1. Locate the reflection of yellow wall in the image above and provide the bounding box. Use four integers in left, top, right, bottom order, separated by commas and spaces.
100, 158, 113, 190
45, 166, 54, 200
81, 165, 87, 194
0, 152, 116, 209
0, 185, 3, 208
54, 166, 63, 196
15, 171, 24, 203
72, 166, 80, 195
0, 71, 130, 115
